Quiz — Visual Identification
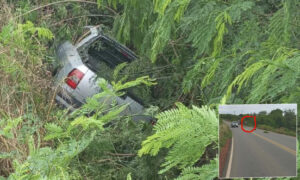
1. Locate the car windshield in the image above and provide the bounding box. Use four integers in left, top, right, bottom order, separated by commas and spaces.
85, 37, 134, 81
88, 37, 133, 68
84, 37, 145, 105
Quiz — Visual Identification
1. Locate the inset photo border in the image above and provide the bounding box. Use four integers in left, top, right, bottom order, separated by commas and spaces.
218, 104, 297, 179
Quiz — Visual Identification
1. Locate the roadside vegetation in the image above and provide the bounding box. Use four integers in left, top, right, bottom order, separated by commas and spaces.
221, 109, 296, 136
259, 124, 295, 137
219, 121, 232, 148
0, 0, 299, 180
219, 120, 232, 178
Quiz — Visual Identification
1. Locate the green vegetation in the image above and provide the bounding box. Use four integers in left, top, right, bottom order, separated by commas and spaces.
138, 103, 218, 178
0, 0, 299, 179
259, 125, 295, 137
219, 122, 232, 148
221, 109, 296, 136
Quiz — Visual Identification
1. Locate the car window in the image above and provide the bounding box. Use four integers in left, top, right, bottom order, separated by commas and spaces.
84, 38, 126, 81
88, 37, 132, 69
84, 37, 145, 104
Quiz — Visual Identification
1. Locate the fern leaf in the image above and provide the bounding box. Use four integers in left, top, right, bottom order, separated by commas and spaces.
138, 103, 218, 173
175, 158, 218, 180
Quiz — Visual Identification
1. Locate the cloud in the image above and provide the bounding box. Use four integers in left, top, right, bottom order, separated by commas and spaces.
219, 104, 297, 115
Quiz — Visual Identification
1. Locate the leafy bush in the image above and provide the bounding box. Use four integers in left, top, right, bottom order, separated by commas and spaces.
139, 103, 218, 178
259, 125, 295, 137
0, 19, 54, 176
3, 74, 155, 179
219, 122, 232, 148
1, 0, 300, 179
74, 116, 178, 179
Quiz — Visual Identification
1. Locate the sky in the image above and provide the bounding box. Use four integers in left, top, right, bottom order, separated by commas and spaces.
219, 104, 297, 115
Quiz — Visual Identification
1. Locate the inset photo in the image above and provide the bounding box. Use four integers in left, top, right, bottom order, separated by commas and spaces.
219, 104, 297, 179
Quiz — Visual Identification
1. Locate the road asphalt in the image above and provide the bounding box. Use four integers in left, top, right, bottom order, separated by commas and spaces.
223, 121, 297, 178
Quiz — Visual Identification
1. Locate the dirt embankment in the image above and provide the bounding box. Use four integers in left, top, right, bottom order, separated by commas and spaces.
219, 138, 231, 177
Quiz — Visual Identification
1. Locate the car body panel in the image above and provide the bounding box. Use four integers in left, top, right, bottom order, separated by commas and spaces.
73, 69, 100, 103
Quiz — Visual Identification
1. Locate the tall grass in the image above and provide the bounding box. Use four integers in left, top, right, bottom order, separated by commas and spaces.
0, 2, 57, 176
258, 124, 296, 137
0, 0, 112, 176
219, 122, 232, 148
0, 3, 155, 178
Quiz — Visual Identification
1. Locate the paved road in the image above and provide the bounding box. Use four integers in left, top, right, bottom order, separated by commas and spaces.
224, 121, 297, 178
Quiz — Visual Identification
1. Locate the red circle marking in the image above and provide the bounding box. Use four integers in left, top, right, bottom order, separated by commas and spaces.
241, 115, 256, 133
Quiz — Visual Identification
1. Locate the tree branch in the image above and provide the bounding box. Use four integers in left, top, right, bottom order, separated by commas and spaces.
16, 0, 118, 19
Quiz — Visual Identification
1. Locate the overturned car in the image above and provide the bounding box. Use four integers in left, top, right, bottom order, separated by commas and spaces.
53, 26, 152, 122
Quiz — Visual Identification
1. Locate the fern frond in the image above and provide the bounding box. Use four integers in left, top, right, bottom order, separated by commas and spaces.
182, 57, 211, 93
0, 117, 23, 139
138, 103, 218, 173
17, 21, 54, 40
113, 75, 156, 91
153, 0, 172, 16
44, 123, 65, 140
113, 62, 128, 81
201, 58, 222, 88
175, 157, 218, 180
247, 50, 300, 103
226, 61, 267, 99
267, 0, 296, 45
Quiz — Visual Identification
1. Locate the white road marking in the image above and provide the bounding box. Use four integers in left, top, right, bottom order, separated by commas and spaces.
226, 137, 234, 178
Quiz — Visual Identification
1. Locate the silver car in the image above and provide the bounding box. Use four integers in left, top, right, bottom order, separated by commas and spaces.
54, 26, 151, 121
231, 121, 239, 128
